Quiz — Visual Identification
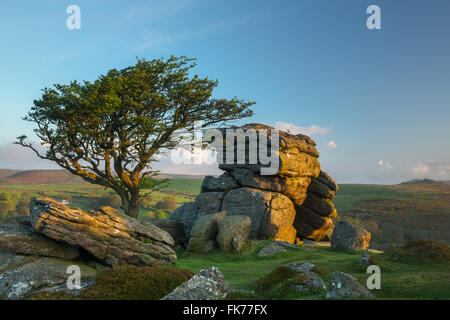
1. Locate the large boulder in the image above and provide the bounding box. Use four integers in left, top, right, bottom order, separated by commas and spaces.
216, 215, 251, 251
218, 123, 320, 178
195, 192, 224, 215
293, 170, 338, 241
0, 224, 79, 260
0, 250, 97, 300
331, 221, 371, 250
201, 174, 239, 193
188, 211, 227, 253
29, 197, 177, 266
221, 187, 297, 243
293, 206, 334, 241
169, 202, 199, 239
162, 266, 231, 300
325, 271, 373, 299
228, 168, 311, 206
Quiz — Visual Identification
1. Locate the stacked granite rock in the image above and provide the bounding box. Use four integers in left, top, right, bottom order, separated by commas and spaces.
293, 170, 339, 241
170, 123, 339, 250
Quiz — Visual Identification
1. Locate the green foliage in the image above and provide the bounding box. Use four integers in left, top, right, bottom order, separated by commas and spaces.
155, 196, 177, 212
155, 209, 167, 220
16, 56, 254, 217
95, 192, 122, 208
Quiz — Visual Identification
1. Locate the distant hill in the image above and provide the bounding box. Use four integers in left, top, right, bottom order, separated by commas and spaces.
0, 170, 86, 185
0, 169, 205, 185
400, 178, 439, 185
0, 169, 20, 179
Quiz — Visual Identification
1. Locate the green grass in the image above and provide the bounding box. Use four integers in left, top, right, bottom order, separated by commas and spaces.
172, 241, 450, 300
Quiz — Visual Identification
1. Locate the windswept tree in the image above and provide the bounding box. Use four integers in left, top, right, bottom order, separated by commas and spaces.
16, 56, 254, 217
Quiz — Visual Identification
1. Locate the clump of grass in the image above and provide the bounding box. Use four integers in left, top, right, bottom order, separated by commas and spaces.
255, 266, 296, 299
388, 240, 450, 263
30, 265, 194, 300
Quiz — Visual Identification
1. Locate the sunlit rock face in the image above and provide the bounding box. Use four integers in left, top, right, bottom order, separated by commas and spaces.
171, 123, 339, 244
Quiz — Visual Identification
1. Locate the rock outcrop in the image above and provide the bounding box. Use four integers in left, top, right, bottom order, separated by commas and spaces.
0, 250, 97, 300
0, 224, 79, 260
29, 197, 177, 266
331, 221, 371, 250
162, 266, 231, 300
170, 123, 339, 244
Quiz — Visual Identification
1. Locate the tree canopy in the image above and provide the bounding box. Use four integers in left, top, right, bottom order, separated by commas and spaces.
17, 56, 254, 217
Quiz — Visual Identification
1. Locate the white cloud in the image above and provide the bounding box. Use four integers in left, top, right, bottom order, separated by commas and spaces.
273, 121, 331, 136
412, 163, 430, 175
378, 160, 393, 169
327, 141, 337, 149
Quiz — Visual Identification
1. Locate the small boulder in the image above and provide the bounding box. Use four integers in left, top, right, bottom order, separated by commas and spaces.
0, 224, 79, 260
216, 215, 251, 251
360, 252, 371, 269
258, 242, 287, 257
325, 271, 373, 299
188, 211, 227, 253
331, 221, 371, 250
162, 266, 231, 300
290, 272, 326, 293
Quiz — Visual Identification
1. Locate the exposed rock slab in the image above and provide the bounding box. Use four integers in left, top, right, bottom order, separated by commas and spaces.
331, 221, 371, 250
258, 242, 287, 257
162, 266, 230, 300
0, 224, 79, 260
30, 197, 176, 266
0, 253, 97, 300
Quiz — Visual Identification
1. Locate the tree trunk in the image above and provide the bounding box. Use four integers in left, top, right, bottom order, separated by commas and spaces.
121, 194, 140, 218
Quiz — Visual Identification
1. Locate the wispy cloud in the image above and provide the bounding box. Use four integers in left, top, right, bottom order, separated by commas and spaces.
412, 163, 430, 175
327, 141, 337, 149
123, 0, 202, 22
134, 12, 270, 50
378, 160, 393, 169
273, 121, 331, 136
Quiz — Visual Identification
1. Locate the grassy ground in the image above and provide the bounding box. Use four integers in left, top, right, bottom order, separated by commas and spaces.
335, 183, 450, 249
173, 241, 450, 300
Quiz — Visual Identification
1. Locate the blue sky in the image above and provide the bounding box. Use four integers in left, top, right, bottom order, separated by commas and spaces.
0, 0, 449, 183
